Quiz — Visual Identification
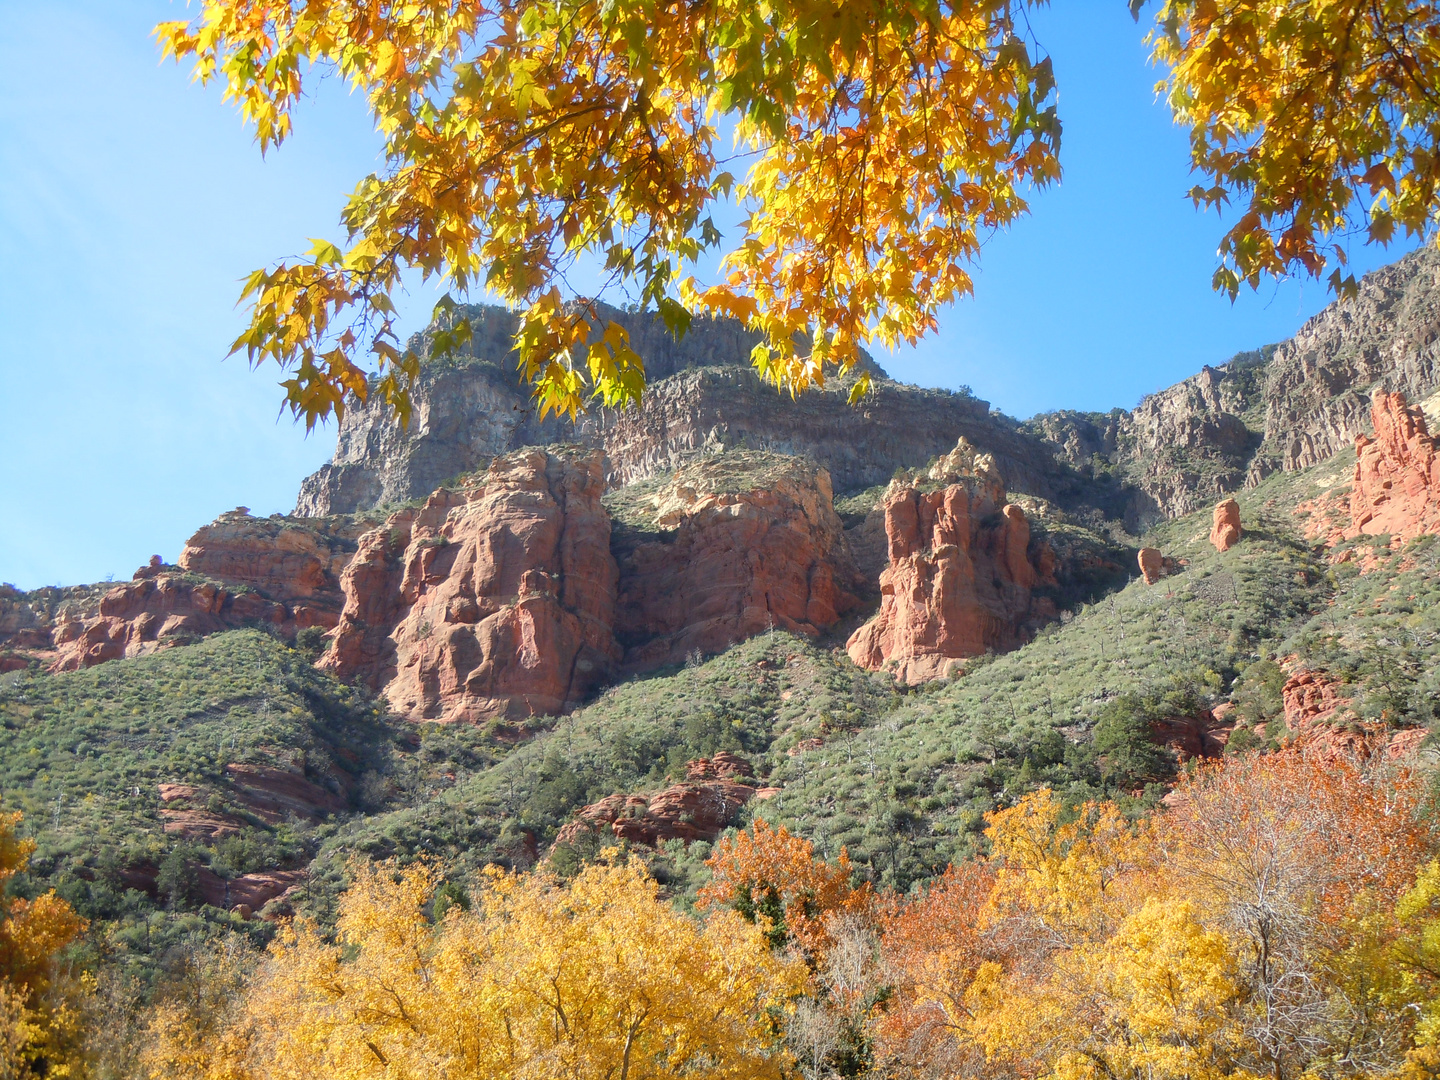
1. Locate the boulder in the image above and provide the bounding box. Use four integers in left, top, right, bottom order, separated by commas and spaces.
323, 448, 620, 722
1209, 498, 1242, 552
846, 456, 1057, 683
1136, 547, 1181, 585
553, 753, 758, 850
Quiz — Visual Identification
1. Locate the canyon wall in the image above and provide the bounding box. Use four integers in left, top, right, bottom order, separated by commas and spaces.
295, 306, 1102, 518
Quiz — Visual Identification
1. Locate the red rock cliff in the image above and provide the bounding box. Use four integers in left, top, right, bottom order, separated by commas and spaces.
178, 510, 365, 628
613, 453, 861, 671
846, 447, 1056, 683
44, 512, 368, 673
49, 563, 292, 672
1347, 389, 1440, 543
323, 448, 621, 722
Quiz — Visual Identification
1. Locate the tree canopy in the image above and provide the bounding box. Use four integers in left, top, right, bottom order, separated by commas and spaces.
158, 0, 1440, 425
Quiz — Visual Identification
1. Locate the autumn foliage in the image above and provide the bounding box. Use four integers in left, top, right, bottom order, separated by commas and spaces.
155, 0, 1062, 424
0, 810, 87, 1078
1149, 0, 1440, 300
125, 749, 1440, 1080
874, 752, 1440, 1080
143, 853, 803, 1080
699, 818, 871, 957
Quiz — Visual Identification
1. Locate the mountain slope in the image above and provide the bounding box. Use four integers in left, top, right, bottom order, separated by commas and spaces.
1029, 246, 1440, 523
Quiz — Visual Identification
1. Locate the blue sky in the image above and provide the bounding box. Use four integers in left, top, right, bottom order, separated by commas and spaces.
0, 0, 1420, 591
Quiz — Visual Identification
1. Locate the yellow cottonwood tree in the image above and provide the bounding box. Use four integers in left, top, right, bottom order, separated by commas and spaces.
156, 0, 1061, 425
185, 855, 804, 1080
0, 811, 87, 1079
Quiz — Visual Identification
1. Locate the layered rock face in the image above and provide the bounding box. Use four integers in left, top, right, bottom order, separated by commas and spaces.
613, 452, 861, 671
295, 305, 781, 515
178, 510, 366, 628
846, 445, 1056, 683
1277, 667, 1425, 763
296, 305, 1099, 518
0, 582, 106, 667
323, 448, 621, 721
1347, 390, 1440, 542
553, 752, 760, 849
49, 561, 295, 672
1210, 498, 1242, 552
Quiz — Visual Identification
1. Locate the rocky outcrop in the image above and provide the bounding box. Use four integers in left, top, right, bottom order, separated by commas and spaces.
24, 512, 370, 674
322, 448, 621, 721
1279, 666, 1427, 762
1209, 498, 1242, 552
157, 763, 350, 840
846, 442, 1056, 683
1137, 548, 1182, 585
1151, 710, 1231, 761
178, 510, 367, 628
613, 452, 861, 671
196, 867, 306, 917
1027, 360, 1267, 525
1030, 246, 1440, 520
1346, 390, 1440, 542
553, 752, 757, 849
49, 566, 293, 672
1282, 668, 1350, 731
0, 582, 108, 667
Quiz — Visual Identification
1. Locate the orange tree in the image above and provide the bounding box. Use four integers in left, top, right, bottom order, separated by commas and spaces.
700, 818, 871, 957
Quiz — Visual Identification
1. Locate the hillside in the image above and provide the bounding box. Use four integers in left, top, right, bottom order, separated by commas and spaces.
0, 251, 1439, 1067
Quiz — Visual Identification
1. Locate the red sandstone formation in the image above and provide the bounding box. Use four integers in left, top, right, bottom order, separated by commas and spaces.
49, 572, 289, 672
178, 510, 365, 628
161, 809, 246, 841
1279, 667, 1426, 762
1150, 710, 1231, 761
224, 763, 348, 822
157, 764, 349, 841
45, 513, 369, 673
614, 455, 861, 671
553, 752, 757, 849
195, 867, 307, 917
324, 449, 621, 722
1346, 389, 1440, 543
1209, 498, 1242, 552
845, 454, 1057, 683
1282, 669, 1348, 731
1136, 547, 1182, 585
